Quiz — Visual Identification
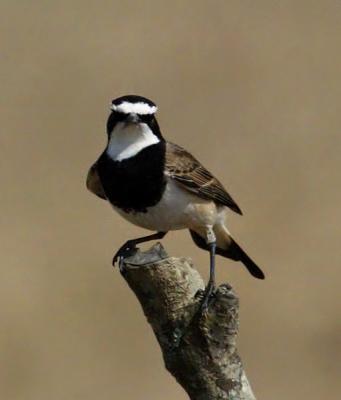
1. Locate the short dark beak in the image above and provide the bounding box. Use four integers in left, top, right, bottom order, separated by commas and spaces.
125, 113, 140, 124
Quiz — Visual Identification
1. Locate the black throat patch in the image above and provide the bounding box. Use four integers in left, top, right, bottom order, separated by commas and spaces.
97, 141, 166, 213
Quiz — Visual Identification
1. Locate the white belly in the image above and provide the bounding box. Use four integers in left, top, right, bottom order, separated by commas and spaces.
112, 179, 206, 231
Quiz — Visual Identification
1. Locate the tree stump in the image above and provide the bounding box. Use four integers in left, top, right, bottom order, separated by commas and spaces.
121, 243, 256, 400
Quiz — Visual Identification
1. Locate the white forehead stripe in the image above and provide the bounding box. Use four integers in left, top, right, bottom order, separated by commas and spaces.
111, 101, 157, 115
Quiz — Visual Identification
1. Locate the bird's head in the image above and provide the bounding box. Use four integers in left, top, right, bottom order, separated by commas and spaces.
105, 95, 163, 162
107, 95, 161, 138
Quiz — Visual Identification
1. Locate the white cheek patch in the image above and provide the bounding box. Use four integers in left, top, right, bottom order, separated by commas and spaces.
111, 101, 157, 115
106, 122, 160, 162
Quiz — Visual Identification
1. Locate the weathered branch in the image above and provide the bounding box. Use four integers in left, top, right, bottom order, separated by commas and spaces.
121, 243, 256, 400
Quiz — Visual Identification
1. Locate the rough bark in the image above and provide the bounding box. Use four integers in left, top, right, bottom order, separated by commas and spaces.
121, 243, 256, 400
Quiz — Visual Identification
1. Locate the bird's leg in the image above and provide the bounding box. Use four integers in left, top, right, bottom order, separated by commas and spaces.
201, 227, 217, 311
113, 231, 167, 271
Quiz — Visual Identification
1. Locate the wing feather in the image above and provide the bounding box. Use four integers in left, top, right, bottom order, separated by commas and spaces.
165, 142, 242, 215
86, 162, 107, 200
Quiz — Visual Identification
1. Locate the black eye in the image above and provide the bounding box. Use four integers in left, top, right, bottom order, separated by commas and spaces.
140, 114, 153, 123
106, 111, 126, 134
114, 111, 126, 121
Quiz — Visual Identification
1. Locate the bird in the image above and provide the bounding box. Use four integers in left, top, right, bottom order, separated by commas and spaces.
86, 94, 265, 308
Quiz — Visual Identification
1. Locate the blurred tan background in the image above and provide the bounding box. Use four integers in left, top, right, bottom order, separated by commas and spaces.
1, 1, 340, 399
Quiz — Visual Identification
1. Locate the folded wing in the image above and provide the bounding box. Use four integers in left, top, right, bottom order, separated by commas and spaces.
86, 162, 107, 200
165, 142, 242, 215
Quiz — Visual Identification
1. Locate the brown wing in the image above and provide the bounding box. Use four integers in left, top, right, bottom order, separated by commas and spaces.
86, 162, 107, 200
165, 142, 242, 215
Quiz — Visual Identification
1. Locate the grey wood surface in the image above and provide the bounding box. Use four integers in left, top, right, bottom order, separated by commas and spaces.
122, 243, 256, 400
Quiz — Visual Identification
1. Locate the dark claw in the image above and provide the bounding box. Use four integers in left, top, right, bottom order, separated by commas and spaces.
195, 289, 205, 300
112, 241, 137, 269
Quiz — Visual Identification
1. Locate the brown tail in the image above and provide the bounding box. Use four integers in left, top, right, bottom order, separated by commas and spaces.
189, 230, 265, 280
